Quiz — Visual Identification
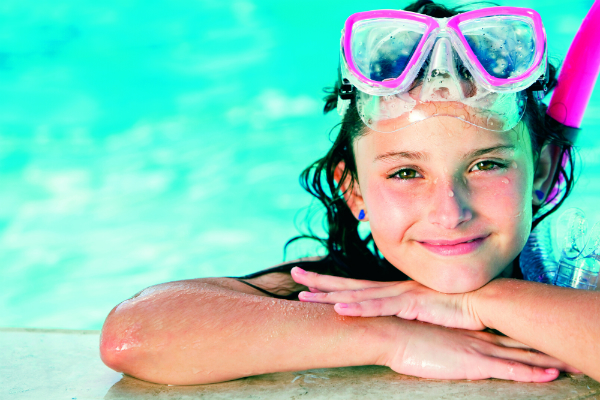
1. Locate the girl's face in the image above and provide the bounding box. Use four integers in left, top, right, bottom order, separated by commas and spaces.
352, 117, 538, 293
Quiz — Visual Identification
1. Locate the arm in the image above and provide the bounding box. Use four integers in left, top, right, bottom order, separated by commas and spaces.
291, 268, 584, 378
100, 273, 569, 385
100, 277, 397, 385
473, 279, 600, 380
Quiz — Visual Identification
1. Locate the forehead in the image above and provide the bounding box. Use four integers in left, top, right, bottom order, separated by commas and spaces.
354, 117, 532, 161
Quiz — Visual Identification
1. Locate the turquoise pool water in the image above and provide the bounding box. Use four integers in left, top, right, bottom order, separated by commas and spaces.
0, 0, 598, 330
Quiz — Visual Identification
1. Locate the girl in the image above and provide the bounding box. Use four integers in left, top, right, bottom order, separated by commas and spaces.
99, 0, 600, 384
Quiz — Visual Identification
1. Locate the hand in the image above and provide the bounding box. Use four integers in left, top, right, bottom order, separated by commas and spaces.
291, 267, 484, 330
386, 320, 578, 382
291, 268, 582, 380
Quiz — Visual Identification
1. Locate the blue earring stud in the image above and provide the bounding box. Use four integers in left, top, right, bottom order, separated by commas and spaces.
535, 190, 545, 201
358, 210, 365, 220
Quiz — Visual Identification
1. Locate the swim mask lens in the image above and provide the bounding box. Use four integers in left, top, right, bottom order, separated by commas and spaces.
340, 7, 547, 132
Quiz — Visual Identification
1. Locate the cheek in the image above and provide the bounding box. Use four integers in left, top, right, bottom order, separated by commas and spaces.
471, 168, 533, 245
362, 179, 425, 241
364, 169, 534, 245
473, 171, 529, 214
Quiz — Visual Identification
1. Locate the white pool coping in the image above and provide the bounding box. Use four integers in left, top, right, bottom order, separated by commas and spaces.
1, 327, 598, 399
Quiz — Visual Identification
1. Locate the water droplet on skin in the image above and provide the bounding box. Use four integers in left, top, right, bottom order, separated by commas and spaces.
502, 178, 509, 184
433, 178, 438, 184
448, 190, 454, 197
512, 161, 518, 169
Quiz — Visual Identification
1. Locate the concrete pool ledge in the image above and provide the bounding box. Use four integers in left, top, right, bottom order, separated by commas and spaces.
1, 328, 599, 400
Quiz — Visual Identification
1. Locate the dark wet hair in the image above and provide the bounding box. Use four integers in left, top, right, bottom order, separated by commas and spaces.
286, 0, 576, 281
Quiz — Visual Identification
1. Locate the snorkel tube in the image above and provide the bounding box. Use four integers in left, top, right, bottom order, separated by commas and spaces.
547, 0, 600, 132
520, 2, 600, 289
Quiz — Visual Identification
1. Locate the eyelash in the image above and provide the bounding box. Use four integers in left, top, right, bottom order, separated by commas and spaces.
389, 160, 508, 180
471, 160, 508, 172
390, 168, 422, 180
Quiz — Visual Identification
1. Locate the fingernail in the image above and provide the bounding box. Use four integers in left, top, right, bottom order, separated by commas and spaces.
337, 303, 348, 308
293, 267, 306, 275
300, 292, 316, 298
545, 368, 558, 374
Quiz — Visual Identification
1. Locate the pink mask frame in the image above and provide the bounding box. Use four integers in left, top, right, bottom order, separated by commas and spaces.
342, 6, 547, 94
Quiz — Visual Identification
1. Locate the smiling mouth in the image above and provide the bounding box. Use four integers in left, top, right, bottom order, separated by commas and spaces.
418, 235, 489, 256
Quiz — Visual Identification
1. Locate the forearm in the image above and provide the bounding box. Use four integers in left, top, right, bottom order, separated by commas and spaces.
100, 278, 402, 385
474, 278, 600, 379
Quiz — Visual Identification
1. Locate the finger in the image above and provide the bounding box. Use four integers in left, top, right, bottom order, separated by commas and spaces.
334, 297, 415, 318
456, 330, 533, 349
336, 299, 487, 330
291, 267, 397, 292
308, 287, 324, 293
485, 335, 531, 349
479, 341, 575, 374
458, 331, 582, 373
482, 357, 559, 382
299, 285, 411, 304
564, 365, 583, 374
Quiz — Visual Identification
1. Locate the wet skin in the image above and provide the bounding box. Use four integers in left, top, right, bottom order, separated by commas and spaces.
100, 113, 595, 384
347, 117, 537, 293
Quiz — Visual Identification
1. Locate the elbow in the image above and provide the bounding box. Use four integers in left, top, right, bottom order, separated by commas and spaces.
99, 303, 144, 375
100, 341, 122, 374
98, 282, 232, 384
98, 297, 185, 385
99, 306, 126, 373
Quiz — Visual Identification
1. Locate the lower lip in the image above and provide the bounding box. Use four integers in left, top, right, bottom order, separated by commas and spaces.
419, 237, 487, 256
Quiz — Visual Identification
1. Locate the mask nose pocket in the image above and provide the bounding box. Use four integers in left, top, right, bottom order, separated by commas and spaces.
419, 38, 471, 101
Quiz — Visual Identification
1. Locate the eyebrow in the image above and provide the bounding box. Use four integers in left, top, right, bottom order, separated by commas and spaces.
374, 144, 516, 163
461, 145, 516, 160
374, 150, 429, 163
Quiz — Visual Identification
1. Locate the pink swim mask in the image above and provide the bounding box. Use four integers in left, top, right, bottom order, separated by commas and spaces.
338, 7, 548, 132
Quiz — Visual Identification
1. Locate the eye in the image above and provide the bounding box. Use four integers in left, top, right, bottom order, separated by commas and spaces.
471, 160, 506, 172
391, 168, 422, 180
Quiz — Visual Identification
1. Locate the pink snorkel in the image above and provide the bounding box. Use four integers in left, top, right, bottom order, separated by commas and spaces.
520, 2, 600, 289
543, 1, 600, 206
547, 1, 600, 132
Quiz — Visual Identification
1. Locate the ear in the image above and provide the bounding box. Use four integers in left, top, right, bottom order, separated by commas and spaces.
334, 161, 368, 221
532, 144, 561, 205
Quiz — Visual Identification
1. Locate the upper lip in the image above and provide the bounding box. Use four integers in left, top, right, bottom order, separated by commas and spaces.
418, 234, 489, 246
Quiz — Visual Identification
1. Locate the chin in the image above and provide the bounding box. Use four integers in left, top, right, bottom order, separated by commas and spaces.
426, 279, 488, 294
420, 264, 498, 294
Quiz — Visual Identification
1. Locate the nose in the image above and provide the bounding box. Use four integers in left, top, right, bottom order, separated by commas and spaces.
419, 38, 463, 101
428, 177, 473, 230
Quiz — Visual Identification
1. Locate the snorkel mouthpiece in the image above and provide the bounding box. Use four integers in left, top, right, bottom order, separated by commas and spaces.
521, 209, 600, 290
553, 210, 600, 290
